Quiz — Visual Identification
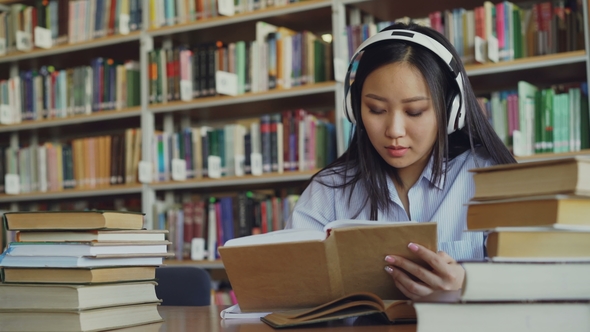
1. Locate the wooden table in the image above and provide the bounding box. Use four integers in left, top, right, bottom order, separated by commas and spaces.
114, 305, 417, 332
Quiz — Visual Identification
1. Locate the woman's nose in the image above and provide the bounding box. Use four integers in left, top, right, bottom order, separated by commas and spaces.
385, 112, 405, 138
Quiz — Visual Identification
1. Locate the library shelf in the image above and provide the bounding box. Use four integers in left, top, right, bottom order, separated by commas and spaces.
0, 184, 143, 203
150, 170, 319, 191
465, 50, 587, 77
0, 107, 142, 133
148, 81, 337, 114
147, 0, 332, 37
0, 32, 141, 64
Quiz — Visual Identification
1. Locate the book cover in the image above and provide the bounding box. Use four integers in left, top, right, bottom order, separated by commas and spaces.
219, 221, 436, 312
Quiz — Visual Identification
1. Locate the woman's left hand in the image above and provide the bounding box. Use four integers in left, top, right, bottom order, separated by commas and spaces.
384, 242, 465, 300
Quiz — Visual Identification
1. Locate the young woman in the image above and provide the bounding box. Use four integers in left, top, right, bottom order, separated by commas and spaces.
286, 23, 516, 300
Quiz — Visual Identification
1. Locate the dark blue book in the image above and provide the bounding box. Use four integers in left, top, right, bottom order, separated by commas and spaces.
220, 197, 235, 245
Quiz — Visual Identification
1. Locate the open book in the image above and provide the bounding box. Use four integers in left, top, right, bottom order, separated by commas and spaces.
219, 219, 437, 312
223, 219, 414, 247
261, 291, 415, 328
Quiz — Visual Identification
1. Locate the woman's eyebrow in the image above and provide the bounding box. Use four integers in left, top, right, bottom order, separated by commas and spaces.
401, 96, 429, 103
364, 93, 388, 101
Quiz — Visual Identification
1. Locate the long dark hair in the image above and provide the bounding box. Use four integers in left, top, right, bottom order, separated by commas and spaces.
313, 22, 516, 220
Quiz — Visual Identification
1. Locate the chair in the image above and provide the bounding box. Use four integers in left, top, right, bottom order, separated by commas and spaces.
155, 266, 212, 306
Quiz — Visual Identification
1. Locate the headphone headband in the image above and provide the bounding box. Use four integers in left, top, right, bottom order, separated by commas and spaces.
344, 29, 466, 134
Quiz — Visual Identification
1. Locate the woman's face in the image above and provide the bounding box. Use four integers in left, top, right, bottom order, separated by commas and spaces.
360, 62, 438, 175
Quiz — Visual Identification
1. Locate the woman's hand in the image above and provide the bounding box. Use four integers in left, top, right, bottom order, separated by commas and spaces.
384, 242, 465, 300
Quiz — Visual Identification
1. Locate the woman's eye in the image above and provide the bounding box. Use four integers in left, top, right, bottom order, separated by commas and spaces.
369, 108, 385, 114
407, 110, 424, 117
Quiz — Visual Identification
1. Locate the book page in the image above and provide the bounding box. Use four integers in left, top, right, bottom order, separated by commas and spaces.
222, 228, 325, 247
220, 304, 271, 319
323, 220, 416, 231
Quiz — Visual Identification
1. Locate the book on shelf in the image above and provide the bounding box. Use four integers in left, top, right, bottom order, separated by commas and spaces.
1, 266, 157, 284
0, 59, 141, 126
15, 229, 168, 242
260, 291, 415, 328
4, 241, 170, 257
466, 195, 590, 229
346, 1, 585, 68
0, 281, 159, 310
0, 302, 162, 332
0, 253, 172, 268
469, 156, 590, 200
0, 128, 142, 194
413, 290, 590, 332
149, 110, 335, 183
3, 210, 144, 231
460, 260, 590, 302
218, 220, 437, 312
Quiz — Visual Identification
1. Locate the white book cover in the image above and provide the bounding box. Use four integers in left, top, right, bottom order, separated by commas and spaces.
37, 145, 48, 192
207, 200, 217, 261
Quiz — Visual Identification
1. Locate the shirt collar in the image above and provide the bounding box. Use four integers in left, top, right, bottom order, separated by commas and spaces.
421, 154, 446, 190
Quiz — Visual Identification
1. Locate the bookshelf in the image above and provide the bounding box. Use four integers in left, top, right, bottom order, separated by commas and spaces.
1, 0, 590, 274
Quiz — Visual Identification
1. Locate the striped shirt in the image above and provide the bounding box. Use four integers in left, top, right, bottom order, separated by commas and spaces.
286, 148, 495, 261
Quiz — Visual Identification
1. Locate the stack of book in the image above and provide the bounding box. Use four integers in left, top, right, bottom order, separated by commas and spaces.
413, 156, 590, 332
0, 210, 171, 332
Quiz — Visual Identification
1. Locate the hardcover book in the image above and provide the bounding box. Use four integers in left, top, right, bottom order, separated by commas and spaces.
219, 220, 437, 312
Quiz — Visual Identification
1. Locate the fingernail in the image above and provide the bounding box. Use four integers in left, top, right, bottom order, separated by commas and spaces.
408, 243, 419, 252
384, 266, 393, 273
384, 255, 395, 263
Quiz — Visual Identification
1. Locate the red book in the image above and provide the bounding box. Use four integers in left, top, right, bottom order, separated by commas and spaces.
183, 202, 194, 245
215, 201, 223, 246
193, 200, 205, 239
260, 201, 268, 234
108, 0, 117, 35
271, 197, 280, 231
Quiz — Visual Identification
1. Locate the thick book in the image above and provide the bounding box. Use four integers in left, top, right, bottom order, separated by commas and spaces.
218, 220, 437, 312
469, 156, 590, 200
1, 266, 157, 284
0, 302, 163, 332
460, 261, 590, 301
15, 229, 168, 242
413, 290, 590, 332
485, 228, 590, 259
0, 281, 159, 310
261, 292, 415, 328
4, 241, 170, 257
466, 195, 590, 229
3, 210, 145, 231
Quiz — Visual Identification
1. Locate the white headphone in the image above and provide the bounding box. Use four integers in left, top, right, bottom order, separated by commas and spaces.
344, 29, 466, 134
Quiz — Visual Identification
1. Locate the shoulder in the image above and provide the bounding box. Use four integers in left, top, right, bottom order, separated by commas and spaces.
311, 164, 358, 187
449, 146, 496, 171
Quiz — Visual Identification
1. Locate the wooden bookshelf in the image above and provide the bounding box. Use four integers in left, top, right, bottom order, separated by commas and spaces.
465, 50, 587, 77
149, 81, 337, 114
150, 170, 318, 191
148, 0, 332, 36
0, 107, 142, 133
0, 32, 141, 64
0, 184, 143, 203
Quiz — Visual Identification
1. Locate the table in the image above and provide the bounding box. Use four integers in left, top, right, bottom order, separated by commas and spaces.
128, 305, 417, 332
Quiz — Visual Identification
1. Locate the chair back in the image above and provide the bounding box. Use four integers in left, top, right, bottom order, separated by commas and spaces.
155, 266, 212, 306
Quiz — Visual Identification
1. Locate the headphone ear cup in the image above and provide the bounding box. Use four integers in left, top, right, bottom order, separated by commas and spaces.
446, 93, 462, 134
344, 87, 357, 124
